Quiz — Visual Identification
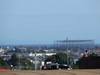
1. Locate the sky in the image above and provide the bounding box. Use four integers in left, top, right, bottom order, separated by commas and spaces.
0, 0, 100, 45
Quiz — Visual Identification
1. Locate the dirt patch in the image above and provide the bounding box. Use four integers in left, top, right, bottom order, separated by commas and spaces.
0, 69, 100, 75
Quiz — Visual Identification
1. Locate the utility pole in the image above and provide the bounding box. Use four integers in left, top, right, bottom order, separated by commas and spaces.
66, 37, 69, 66
18, 54, 21, 70
34, 51, 37, 71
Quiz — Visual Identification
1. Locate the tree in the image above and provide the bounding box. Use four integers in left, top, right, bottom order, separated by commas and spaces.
8, 54, 34, 69
0, 57, 10, 69
8, 54, 19, 67
90, 52, 98, 56
19, 57, 34, 70
45, 53, 68, 64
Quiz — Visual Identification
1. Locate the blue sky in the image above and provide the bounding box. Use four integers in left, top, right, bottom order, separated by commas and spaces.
0, 0, 100, 45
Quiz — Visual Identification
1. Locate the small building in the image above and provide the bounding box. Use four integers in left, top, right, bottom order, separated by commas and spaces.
95, 49, 100, 56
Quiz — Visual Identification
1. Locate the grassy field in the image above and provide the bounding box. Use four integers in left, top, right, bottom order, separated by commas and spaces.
0, 69, 100, 75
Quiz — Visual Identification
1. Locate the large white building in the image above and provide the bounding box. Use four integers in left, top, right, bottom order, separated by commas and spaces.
29, 52, 56, 57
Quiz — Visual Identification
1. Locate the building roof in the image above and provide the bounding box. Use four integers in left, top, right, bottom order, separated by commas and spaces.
96, 50, 100, 53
